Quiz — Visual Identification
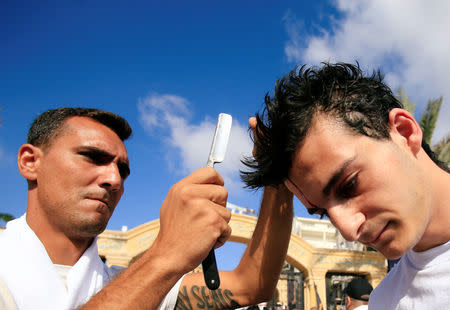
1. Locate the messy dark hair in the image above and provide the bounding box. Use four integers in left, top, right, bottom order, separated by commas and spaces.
241, 62, 448, 189
27, 107, 132, 149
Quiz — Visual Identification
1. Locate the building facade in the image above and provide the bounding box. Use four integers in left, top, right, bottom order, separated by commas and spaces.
96, 209, 386, 309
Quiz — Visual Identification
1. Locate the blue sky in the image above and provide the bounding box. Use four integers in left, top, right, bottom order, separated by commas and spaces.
1, 0, 450, 269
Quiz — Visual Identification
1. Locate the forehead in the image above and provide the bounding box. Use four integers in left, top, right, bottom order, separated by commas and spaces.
289, 114, 360, 191
294, 114, 356, 167
51, 116, 128, 159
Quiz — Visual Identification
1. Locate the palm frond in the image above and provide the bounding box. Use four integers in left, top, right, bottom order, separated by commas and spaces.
432, 133, 450, 167
419, 97, 443, 145
396, 88, 416, 114
0, 213, 14, 223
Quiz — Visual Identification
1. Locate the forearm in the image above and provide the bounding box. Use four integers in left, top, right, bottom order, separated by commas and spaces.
81, 240, 185, 310
232, 184, 293, 303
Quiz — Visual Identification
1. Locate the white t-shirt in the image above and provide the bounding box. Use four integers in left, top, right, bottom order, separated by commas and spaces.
369, 240, 450, 309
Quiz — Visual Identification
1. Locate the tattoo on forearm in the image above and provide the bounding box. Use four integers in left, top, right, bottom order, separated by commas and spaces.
175, 286, 241, 309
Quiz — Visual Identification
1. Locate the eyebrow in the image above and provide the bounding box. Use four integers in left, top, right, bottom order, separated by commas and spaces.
286, 177, 319, 209
79, 146, 130, 178
322, 156, 356, 197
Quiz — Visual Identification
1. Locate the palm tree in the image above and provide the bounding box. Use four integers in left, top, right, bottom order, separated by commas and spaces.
397, 88, 416, 113
0, 213, 14, 225
396, 88, 450, 168
433, 134, 450, 164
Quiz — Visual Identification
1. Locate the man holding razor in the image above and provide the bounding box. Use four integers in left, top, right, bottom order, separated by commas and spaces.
0, 107, 293, 309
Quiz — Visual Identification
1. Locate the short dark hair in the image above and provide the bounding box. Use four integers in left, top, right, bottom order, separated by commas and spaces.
343, 277, 373, 302
241, 62, 447, 188
27, 107, 132, 149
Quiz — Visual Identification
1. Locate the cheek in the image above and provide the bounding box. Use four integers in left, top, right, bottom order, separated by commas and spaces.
362, 165, 410, 212
38, 165, 65, 198
403, 200, 431, 242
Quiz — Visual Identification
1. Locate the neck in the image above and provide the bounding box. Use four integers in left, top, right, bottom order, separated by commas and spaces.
413, 152, 450, 252
26, 192, 92, 266
347, 296, 367, 310
351, 300, 367, 309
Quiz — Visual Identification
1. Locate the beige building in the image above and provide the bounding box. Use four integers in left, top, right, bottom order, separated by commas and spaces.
96, 204, 386, 309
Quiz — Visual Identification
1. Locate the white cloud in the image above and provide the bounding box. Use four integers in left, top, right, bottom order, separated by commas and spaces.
138, 93, 191, 130
138, 93, 253, 197
284, 0, 450, 143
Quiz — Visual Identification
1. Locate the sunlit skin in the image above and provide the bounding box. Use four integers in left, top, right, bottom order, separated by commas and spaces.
284, 110, 450, 260
18, 116, 129, 265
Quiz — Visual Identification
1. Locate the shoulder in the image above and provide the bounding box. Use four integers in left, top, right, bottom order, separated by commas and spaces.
0, 276, 17, 310
369, 257, 405, 308
0, 223, 22, 265
0, 215, 27, 244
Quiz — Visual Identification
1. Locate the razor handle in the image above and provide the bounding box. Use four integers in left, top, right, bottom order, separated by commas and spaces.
202, 248, 220, 290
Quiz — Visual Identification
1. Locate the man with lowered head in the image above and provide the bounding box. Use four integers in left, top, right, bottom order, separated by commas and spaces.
241, 63, 450, 309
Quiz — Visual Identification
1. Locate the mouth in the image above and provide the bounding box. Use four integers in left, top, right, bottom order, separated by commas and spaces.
88, 197, 111, 210
360, 221, 391, 247
367, 221, 391, 246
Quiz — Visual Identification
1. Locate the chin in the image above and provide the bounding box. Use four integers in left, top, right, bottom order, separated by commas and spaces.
379, 244, 409, 260
383, 252, 404, 260
76, 219, 108, 237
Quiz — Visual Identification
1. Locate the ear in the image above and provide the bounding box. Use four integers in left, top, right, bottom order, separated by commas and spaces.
345, 296, 352, 307
17, 144, 43, 181
388, 108, 422, 155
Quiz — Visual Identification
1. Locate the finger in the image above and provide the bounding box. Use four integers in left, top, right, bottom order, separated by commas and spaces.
214, 201, 231, 223
214, 224, 232, 249
195, 202, 231, 250
190, 197, 231, 221
175, 183, 228, 207
180, 167, 224, 186
249, 117, 259, 158
249, 117, 258, 142
249, 116, 257, 129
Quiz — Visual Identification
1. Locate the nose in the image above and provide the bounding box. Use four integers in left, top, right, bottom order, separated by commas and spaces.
327, 204, 365, 242
100, 163, 123, 192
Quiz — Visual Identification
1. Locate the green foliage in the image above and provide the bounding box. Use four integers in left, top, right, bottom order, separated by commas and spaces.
433, 134, 450, 165
396, 89, 449, 168
0, 213, 14, 224
419, 97, 443, 145
397, 88, 416, 114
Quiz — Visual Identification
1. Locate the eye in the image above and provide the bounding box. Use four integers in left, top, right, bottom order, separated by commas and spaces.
80, 151, 110, 165
118, 162, 130, 179
338, 173, 359, 199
